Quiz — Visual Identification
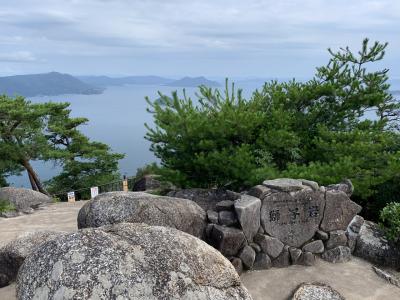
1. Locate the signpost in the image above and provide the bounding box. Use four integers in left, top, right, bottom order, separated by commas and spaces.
67, 191, 76, 203
90, 186, 99, 199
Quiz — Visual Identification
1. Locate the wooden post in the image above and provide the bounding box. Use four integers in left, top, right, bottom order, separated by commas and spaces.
123, 175, 128, 192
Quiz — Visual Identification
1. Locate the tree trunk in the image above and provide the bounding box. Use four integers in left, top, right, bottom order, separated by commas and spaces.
21, 159, 50, 196
27, 171, 39, 191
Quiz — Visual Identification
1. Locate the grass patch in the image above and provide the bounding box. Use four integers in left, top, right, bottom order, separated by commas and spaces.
0, 198, 16, 213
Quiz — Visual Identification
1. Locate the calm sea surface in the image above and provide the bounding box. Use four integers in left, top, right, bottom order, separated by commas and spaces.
8, 79, 400, 188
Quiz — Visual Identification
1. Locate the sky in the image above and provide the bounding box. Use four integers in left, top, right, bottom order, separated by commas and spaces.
0, 0, 399, 78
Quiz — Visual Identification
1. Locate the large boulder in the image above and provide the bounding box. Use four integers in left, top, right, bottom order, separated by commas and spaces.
260, 189, 325, 247
320, 190, 361, 232
354, 221, 400, 269
0, 187, 52, 213
77, 192, 207, 239
0, 231, 64, 287
168, 188, 240, 212
17, 223, 252, 300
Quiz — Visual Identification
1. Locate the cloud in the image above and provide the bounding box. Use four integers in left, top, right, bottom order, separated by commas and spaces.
0, 0, 399, 76
0, 51, 37, 62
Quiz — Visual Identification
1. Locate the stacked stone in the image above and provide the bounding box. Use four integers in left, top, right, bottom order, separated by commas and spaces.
204, 178, 364, 274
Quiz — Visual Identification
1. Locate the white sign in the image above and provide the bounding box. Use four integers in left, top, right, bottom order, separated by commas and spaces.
67, 191, 75, 202
90, 186, 99, 199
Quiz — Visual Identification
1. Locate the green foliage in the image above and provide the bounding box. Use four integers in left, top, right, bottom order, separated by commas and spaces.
380, 202, 400, 241
146, 39, 400, 220
145, 82, 264, 189
0, 198, 15, 213
134, 162, 163, 179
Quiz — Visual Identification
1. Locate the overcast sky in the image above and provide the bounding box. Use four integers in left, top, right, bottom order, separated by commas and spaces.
0, 0, 399, 78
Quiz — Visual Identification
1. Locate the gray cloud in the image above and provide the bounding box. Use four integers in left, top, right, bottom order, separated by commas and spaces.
0, 0, 399, 77
0, 51, 37, 62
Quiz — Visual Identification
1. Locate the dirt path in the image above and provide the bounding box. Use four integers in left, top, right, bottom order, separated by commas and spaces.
0, 201, 86, 248
1, 201, 400, 300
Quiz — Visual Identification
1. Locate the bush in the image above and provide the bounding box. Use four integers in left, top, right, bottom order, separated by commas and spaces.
380, 202, 400, 241
0, 198, 15, 213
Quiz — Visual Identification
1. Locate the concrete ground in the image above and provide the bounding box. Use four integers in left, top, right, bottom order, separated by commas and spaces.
1, 201, 400, 300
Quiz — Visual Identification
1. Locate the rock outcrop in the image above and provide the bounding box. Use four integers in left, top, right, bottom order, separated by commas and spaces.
0, 231, 64, 288
77, 192, 207, 239
0, 187, 52, 216
199, 178, 363, 271
17, 223, 252, 300
354, 221, 400, 269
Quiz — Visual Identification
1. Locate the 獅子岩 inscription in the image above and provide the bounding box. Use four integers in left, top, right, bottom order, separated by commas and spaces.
261, 190, 325, 247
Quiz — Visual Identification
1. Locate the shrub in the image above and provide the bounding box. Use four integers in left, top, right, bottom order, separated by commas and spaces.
380, 202, 400, 241
0, 198, 15, 213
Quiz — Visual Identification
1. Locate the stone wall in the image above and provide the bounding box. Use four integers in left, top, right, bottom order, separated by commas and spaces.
203, 178, 363, 274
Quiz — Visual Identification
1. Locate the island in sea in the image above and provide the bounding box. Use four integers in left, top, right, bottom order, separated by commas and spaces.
0, 72, 104, 97
0, 72, 222, 97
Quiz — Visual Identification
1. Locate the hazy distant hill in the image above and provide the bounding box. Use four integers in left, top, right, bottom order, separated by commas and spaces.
78, 75, 174, 87
166, 76, 220, 87
0, 72, 104, 97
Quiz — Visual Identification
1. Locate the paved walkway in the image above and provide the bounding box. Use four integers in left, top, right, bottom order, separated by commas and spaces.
1, 201, 400, 300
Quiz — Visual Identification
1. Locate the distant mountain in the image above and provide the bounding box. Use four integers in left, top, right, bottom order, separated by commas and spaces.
166, 76, 221, 87
78, 75, 174, 87
0, 72, 104, 97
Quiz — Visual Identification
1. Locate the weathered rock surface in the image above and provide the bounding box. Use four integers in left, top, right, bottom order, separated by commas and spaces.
290, 248, 303, 264
301, 252, 316, 266
354, 221, 400, 269
322, 246, 351, 263
77, 192, 207, 239
216, 200, 235, 212
253, 253, 272, 270
209, 225, 245, 257
346, 215, 364, 252
327, 179, 354, 197
239, 246, 256, 269
272, 246, 290, 268
17, 223, 252, 300
315, 230, 329, 241
0, 231, 63, 288
219, 210, 237, 226
325, 230, 347, 250
254, 234, 284, 259
292, 282, 344, 300
247, 185, 272, 200
167, 188, 240, 211
207, 210, 219, 224
372, 266, 400, 288
320, 190, 361, 232
230, 257, 244, 275
261, 189, 325, 247
300, 179, 319, 191
0, 187, 52, 213
302, 240, 324, 254
234, 195, 261, 241
263, 178, 306, 192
